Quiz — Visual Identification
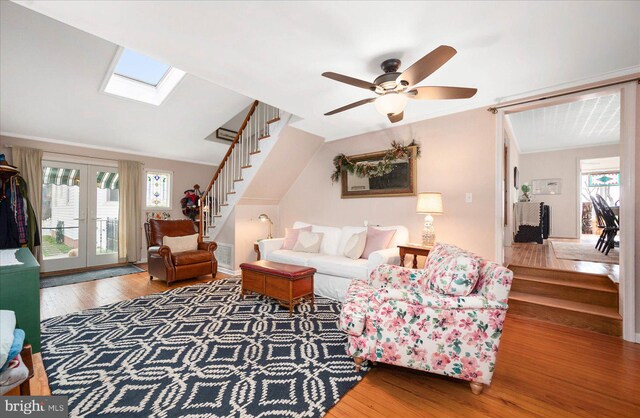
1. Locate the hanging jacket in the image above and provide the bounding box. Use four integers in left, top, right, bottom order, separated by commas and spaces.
0, 178, 20, 249
15, 176, 40, 251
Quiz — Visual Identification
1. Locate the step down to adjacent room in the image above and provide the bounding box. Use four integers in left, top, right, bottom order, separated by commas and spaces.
507, 264, 621, 337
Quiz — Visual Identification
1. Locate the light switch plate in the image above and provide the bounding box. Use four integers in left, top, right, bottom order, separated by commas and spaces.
465, 193, 473, 203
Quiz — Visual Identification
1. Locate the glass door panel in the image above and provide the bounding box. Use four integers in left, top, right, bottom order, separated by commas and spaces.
87, 166, 119, 267
41, 162, 87, 272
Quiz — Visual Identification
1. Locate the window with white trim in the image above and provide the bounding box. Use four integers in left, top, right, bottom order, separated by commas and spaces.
102, 48, 185, 106
145, 169, 172, 209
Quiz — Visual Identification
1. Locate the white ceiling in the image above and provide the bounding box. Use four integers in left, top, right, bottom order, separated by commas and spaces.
11, 0, 639, 142
0, 1, 253, 165
507, 93, 620, 153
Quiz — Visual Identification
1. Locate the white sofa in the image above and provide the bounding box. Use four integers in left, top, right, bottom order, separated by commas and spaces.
258, 221, 409, 301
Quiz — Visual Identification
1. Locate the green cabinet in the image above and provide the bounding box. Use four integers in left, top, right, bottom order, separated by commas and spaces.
0, 248, 41, 353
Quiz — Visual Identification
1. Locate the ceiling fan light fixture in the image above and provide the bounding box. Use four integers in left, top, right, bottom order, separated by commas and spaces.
374, 93, 407, 117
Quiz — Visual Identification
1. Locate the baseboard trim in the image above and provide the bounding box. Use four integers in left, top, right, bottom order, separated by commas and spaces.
636, 333, 640, 344
218, 266, 241, 276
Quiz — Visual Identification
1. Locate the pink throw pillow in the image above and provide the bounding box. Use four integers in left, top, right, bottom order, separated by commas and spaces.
282, 225, 312, 250
361, 227, 396, 259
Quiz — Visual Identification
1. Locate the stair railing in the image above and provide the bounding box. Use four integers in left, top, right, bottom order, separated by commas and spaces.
199, 100, 280, 239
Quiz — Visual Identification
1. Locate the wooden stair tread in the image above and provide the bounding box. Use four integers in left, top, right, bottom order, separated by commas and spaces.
266, 117, 280, 124
508, 264, 613, 280
258, 135, 270, 140
509, 291, 621, 319
241, 165, 252, 169
513, 274, 618, 293
249, 150, 261, 155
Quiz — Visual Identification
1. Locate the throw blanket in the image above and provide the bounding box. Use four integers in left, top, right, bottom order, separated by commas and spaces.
515, 202, 541, 227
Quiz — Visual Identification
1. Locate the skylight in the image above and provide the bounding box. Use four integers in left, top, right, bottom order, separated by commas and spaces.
102, 47, 186, 106
113, 49, 171, 86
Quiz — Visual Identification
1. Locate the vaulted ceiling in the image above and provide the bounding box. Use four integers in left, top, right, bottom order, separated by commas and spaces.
0, 1, 252, 164
3, 1, 640, 154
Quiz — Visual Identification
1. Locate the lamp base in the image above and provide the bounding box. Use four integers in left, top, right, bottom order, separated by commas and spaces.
422, 213, 435, 246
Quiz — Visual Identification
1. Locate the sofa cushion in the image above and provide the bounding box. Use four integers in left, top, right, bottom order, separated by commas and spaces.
308, 255, 368, 280
344, 230, 367, 260
267, 249, 324, 266
171, 250, 211, 266
377, 225, 409, 248
293, 231, 324, 253
294, 222, 342, 255
361, 227, 396, 259
425, 243, 480, 296
163, 234, 198, 253
282, 225, 312, 250
337, 226, 367, 255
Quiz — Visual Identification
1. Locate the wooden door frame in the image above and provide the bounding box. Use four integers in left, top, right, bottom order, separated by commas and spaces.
494, 81, 636, 342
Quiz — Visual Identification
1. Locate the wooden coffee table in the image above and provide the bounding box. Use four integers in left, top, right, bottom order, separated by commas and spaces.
239, 260, 316, 316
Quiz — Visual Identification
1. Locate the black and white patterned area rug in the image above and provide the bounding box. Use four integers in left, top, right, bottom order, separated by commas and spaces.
41, 279, 367, 417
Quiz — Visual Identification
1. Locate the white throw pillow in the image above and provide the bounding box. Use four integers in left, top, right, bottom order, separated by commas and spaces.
343, 230, 367, 260
293, 231, 324, 253
163, 234, 199, 253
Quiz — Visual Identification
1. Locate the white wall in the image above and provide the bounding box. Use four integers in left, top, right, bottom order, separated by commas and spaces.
214, 203, 279, 271
279, 108, 499, 260
518, 144, 619, 238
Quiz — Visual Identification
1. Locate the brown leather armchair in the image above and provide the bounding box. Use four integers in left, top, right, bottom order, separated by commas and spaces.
145, 219, 218, 285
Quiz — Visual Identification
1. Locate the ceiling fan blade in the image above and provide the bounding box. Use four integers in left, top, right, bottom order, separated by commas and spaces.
397, 45, 457, 87
408, 86, 477, 100
324, 98, 375, 116
388, 111, 404, 123
322, 72, 378, 91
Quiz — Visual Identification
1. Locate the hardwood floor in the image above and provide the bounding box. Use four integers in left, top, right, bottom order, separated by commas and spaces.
18, 267, 640, 416
40, 264, 218, 320
505, 237, 619, 281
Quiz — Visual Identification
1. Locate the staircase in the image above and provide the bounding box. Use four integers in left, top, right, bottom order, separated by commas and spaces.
507, 264, 622, 336
199, 100, 289, 240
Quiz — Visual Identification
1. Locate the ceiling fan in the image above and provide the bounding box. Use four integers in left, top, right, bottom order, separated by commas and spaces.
322, 45, 477, 123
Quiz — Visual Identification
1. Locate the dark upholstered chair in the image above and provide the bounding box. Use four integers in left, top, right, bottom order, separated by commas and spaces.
144, 219, 217, 285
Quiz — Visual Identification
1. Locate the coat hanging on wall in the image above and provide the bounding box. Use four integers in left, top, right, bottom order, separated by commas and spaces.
0, 154, 41, 252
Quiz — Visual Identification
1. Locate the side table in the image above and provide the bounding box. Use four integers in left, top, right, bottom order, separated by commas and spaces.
398, 243, 432, 269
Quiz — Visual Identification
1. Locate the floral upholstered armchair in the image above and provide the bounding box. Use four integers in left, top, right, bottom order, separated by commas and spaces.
339, 243, 513, 394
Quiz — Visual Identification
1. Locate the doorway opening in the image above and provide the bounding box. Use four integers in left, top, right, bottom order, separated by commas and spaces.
496, 81, 636, 341
579, 157, 620, 249
41, 160, 119, 272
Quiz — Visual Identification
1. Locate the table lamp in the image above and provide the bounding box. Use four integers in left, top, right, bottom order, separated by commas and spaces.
258, 213, 273, 239
416, 192, 443, 246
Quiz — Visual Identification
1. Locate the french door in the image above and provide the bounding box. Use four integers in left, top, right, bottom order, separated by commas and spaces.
41, 161, 120, 272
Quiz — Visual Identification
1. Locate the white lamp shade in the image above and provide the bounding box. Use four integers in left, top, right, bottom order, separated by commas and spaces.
416, 192, 443, 214
374, 93, 408, 116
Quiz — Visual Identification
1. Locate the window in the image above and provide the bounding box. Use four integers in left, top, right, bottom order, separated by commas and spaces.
113, 49, 171, 86
106, 188, 119, 203
102, 48, 186, 106
145, 170, 172, 209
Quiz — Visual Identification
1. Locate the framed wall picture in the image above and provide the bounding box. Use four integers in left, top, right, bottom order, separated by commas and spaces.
531, 178, 562, 195
216, 127, 238, 141
341, 147, 417, 198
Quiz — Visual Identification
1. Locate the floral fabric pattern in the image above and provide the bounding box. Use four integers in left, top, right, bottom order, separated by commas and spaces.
369, 263, 423, 291
339, 242, 513, 386
428, 253, 480, 296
